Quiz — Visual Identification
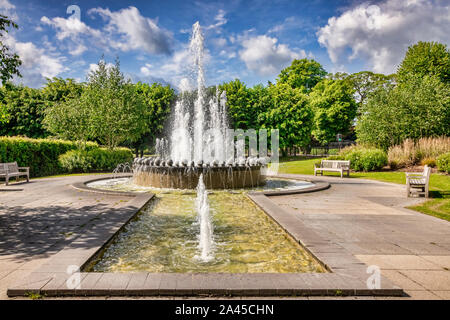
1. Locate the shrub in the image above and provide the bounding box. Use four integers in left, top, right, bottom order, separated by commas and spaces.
336, 145, 387, 171
326, 155, 344, 160
0, 136, 97, 177
420, 158, 436, 168
58, 148, 133, 173
436, 152, 450, 173
388, 136, 450, 168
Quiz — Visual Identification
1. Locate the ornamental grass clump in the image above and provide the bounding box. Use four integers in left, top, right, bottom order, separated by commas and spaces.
388, 136, 450, 169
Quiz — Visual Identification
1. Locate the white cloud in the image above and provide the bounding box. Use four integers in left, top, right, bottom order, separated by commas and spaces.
268, 16, 299, 34
87, 61, 114, 75
239, 35, 306, 76
3, 34, 65, 86
205, 9, 227, 30
317, 0, 450, 74
212, 37, 227, 47
40, 16, 101, 41
89, 6, 173, 55
140, 63, 152, 76
70, 44, 87, 56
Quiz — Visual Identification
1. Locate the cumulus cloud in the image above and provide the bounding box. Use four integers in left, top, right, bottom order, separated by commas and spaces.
89, 6, 173, 55
239, 35, 306, 76
3, 34, 65, 87
39, 15, 105, 56
40, 16, 101, 41
317, 0, 450, 74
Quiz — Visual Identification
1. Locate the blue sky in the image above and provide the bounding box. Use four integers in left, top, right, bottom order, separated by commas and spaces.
2, 0, 449, 89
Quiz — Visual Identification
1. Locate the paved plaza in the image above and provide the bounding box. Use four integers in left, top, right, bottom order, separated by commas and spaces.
0, 174, 449, 299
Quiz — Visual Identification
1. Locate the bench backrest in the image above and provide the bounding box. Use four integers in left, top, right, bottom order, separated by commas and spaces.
0, 162, 19, 174
321, 160, 350, 169
423, 165, 431, 183
0, 163, 6, 175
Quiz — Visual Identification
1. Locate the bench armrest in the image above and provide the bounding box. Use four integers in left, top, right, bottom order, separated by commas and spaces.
18, 167, 29, 172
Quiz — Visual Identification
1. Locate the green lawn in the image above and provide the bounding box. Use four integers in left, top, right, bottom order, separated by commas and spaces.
273, 158, 450, 222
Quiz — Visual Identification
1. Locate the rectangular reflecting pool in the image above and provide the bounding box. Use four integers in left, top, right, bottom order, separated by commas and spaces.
85, 191, 326, 273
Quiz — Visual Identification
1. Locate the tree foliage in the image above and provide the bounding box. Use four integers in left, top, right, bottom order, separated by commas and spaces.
0, 83, 47, 138
277, 59, 327, 92
356, 75, 450, 150
260, 83, 313, 154
130, 82, 175, 154
47, 58, 148, 149
42, 77, 83, 107
397, 41, 450, 84
309, 79, 357, 145
43, 90, 93, 145
87, 59, 148, 149
219, 79, 252, 129
346, 71, 394, 109
0, 15, 21, 84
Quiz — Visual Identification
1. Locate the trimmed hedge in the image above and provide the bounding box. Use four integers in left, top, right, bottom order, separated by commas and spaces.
59, 148, 133, 173
436, 152, 450, 174
329, 145, 388, 171
0, 136, 98, 177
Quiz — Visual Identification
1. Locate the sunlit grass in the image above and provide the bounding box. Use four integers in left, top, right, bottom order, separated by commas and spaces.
273, 158, 450, 221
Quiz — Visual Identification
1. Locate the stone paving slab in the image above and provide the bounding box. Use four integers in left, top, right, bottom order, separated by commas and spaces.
270, 173, 450, 300
5, 175, 404, 298
5, 173, 449, 299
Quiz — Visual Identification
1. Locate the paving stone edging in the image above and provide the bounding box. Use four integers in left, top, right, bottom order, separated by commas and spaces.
7, 175, 404, 297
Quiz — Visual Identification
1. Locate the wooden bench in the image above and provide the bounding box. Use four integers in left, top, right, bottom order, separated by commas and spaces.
314, 160, 350, 178
0, 162, 30, 186
406, 165, 431, 198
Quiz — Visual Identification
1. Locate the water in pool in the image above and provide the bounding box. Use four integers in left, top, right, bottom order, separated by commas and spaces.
86, 182, 325, 273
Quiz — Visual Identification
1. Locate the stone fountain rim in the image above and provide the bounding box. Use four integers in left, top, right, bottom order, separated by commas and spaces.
71, 174, 330, 196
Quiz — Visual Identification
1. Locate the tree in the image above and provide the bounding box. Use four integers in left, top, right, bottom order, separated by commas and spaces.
248, 84, 272, 130
259, 83, 314, 155
84, 58, 148, 149
346, 71, 394, 113
44, 58, 148, 149
356, 75, 450, 149
43, 92, 93, 146
0, 15, 21, 84
131, 82, 175, 156
277, 59, 327, 92
309, 79, 357, 145
397, 41, 450, 84
218, 79, 252, 129
0, 83, 47, 138
42, 77, 84, 107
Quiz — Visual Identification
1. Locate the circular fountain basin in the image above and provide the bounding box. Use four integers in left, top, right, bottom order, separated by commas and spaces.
86, 176, 314, 193
133, 165, 265, 189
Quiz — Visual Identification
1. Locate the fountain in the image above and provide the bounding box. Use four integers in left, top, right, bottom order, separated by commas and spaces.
83, 22, 320, 273
132, 22, 266, 190
195, 174, 214, 261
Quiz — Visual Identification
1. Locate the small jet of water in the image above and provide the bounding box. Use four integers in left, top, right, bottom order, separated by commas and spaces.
195, 173, 214, 262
